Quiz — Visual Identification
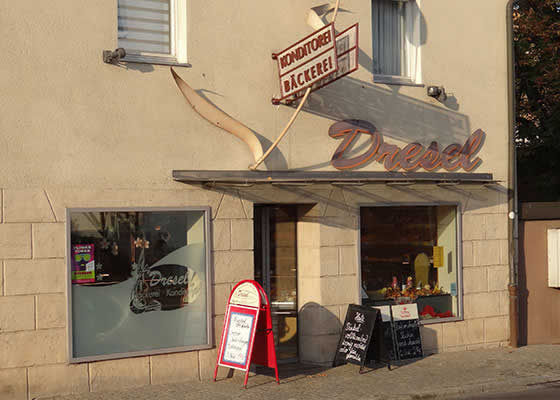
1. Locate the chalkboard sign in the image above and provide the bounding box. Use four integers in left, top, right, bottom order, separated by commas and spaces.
392, 304, 423, 360
333, 304, 386, 368
372, 305, 396, 361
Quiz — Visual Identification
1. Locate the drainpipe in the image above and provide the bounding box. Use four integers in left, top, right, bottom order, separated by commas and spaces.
506, 0, 519, 348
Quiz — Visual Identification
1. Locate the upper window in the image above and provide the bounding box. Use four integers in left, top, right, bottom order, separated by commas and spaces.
118, 0, 188, 65
372, 0, 421, 85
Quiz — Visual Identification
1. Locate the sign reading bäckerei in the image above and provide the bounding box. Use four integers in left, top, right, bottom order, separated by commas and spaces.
293, 23, 359, 100
275, 24, 338, 100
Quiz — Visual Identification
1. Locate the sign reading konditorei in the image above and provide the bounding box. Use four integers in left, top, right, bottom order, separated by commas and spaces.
328, 119, 486, 172
275, 23, 338, 100
293, 23, 359, 99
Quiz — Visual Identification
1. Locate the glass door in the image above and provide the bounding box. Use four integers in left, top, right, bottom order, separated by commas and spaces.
254, 205, 298, 362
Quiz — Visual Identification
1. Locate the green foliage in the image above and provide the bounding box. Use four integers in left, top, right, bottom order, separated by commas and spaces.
514, 1, 560, 201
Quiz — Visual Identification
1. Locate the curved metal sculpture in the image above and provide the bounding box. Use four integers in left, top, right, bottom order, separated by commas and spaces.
171, 1, 341, 170
170, 68, 264, 163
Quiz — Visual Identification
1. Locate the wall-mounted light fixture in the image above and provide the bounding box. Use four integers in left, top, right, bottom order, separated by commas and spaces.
427, 86, 447, 102
103, 48, 126, 64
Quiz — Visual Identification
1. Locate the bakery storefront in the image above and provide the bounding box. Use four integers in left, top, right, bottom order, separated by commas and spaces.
172, 115, 504, 365
0, 1, 514, 396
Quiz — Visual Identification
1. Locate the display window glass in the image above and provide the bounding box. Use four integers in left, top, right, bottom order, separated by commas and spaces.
360, 205, 461, 322
67, 208, 212, 362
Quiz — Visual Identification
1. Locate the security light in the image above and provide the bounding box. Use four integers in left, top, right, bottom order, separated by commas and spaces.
103, 48, 126, 64
427, 86, 447, 101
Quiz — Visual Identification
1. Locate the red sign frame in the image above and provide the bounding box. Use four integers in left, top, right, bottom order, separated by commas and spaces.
214, 280, 279, 388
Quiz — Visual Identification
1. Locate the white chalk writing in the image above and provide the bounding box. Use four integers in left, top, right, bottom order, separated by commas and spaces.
222, 313, 254, 365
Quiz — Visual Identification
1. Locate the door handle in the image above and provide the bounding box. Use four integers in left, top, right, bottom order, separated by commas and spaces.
271, 311, 297, 315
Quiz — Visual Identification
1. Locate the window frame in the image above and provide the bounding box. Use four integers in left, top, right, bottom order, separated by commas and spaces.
371, 0, 423, 86
66, 206, 213, 363
357, 202, 464, 325
118, 0, 190, 66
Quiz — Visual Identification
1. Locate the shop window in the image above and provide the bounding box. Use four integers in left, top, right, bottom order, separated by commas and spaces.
67, 208, 211, 362
118, 0, 188, 65
360, 205, 460, 322
371, 0, 422, 85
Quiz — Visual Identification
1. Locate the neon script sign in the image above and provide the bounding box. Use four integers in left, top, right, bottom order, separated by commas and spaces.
328, 120, 485, 172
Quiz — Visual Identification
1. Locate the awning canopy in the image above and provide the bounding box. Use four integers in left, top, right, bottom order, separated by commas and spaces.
172, 170, 497, 186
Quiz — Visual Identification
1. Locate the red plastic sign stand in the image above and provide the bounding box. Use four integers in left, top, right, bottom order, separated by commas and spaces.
214, 280, 279, 388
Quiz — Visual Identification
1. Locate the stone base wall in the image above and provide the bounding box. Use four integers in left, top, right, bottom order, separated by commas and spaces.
0, 188, 254, 400
0, 185, 511, 399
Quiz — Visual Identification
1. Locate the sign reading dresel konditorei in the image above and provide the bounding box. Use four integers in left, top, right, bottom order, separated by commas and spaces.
275, 23, 338, 100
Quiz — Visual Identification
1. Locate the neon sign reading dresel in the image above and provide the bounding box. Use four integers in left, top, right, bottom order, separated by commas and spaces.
328, 120, 485, 172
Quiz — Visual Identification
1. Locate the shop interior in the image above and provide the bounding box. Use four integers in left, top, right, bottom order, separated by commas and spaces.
360, 205, 459, 320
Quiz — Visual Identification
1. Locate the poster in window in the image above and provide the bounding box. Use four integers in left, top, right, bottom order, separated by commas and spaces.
71, 244, 95, 283
433, 246, 444, 268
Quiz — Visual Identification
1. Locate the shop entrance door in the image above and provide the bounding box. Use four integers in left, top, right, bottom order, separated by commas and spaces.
254, 205, 298, 362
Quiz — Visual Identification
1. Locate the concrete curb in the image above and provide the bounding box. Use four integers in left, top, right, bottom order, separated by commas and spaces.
404, 374, 560, 400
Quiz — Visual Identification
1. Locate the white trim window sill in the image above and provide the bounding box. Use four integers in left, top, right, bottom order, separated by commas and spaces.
373, 75, 424, 87
419, 316, 463, 325
122, 55, 191, 68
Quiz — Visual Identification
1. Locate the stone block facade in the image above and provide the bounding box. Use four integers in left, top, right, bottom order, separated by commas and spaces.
0, 185, 510, 398
0, 188, 254, 399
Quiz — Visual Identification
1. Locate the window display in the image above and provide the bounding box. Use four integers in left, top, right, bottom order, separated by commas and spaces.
67, 208, 211, 362
360, 205, 460, 321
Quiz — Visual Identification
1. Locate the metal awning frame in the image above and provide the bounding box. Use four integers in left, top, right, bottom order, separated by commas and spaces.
172, 170, 499, 187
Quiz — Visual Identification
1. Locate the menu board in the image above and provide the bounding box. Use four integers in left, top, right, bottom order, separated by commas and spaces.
218, 304, 258, 371
333, 304, 380, 367
392, 304, 423, 360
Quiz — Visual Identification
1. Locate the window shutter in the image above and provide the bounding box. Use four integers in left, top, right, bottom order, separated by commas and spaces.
118, 0, 172, 55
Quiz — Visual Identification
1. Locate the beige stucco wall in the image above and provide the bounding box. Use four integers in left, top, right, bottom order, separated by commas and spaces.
1, 0, 511, 186
0, 0, 512, 398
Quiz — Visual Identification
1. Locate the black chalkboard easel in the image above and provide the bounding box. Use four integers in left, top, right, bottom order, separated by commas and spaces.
372, 305, 397, 361
391, 304, 423, 360
333, 304, 390, 372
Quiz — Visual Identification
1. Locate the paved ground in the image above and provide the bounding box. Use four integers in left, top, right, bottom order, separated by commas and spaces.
42, 345, 560, 400
463, 386, 560, 400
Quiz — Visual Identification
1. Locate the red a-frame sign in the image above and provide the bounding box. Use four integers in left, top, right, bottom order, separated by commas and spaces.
214, 280, 279, 388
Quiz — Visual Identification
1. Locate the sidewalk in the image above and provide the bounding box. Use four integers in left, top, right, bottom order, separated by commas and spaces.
42, 345, 560, 400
